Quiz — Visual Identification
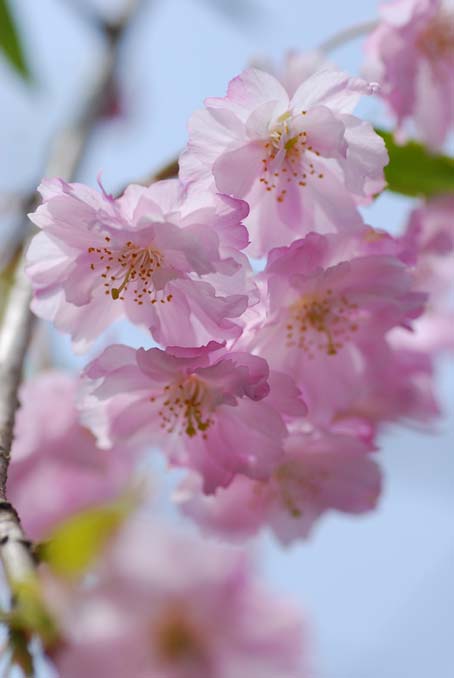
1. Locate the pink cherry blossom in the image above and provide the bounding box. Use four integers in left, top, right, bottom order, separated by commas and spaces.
390, 195, 454, 353
81, 343, 304, 493
178, 429, 381, 545
364, 0, 454, 149
245, 231, 426, 427
7, 371, 139, 541
26, 177, 252, 352
180, 66, 387, 256
340, 343, 440, 428
46, 519, 308, 678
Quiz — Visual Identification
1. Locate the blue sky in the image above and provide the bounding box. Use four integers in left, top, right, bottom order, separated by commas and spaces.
2, 1, 454, 676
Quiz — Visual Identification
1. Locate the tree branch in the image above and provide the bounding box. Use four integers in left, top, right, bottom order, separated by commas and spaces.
116, 156, 180, 197
0, 2, 143, 670
318, 19, 378, 53
151, 157, 180, 183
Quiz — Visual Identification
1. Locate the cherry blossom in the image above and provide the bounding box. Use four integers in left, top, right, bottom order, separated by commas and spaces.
349, 344, 440, 427
46, 519, 308, 678
3, 3, 454, 675
7, 371, 139, 541
245, 231, 426, 426
390, 195, 454, 353
178, 429, 381, 544
26, 178, 252, 352
81, 343, 305, 493
180, 67, 387, 256
364, 0, 454, 148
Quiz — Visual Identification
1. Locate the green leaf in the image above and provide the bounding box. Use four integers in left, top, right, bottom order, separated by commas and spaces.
0, 0, 30, 80
6, 577, 58, 648
38, 494, 137, 579
377, 129, 454, 198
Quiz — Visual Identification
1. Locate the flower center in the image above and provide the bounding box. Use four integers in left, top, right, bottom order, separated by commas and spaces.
154, 608, 208, 668
273, 461, 329, 518
418, 9, 454, 60
260, 110, 324, 203
152, 377, 214, 438
286, 289, 359, 357
87, 237, 173, 306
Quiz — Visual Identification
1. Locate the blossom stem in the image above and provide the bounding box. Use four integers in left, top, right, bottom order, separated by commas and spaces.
0, 2, 143, 670
318, 19, 379, 53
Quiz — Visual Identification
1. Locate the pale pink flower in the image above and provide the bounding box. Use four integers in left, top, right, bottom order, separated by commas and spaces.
364, 0, 454, 149
253, 49, 332, 97
247, 231, 426, 426
81, 343, 304, 493
180, 67, 387, 256
7, 371, 138, 541
391, 195, 454, 353
47, 519, 308, 678
27, 178, 252, 352
178, 429, 381, 545
338, 343, 440, 428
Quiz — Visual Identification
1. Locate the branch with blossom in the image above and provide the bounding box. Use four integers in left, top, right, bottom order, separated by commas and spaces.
0, 1, 146, 672
0, 0, 453, 675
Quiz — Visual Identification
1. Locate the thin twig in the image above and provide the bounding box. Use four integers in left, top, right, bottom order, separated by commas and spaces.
116, 156, 180, 197
318, 19, 378, 53
3, 1, 147, 262
0, 2, 142, 671
151, 157, 180, 183
45, 3, 144, 181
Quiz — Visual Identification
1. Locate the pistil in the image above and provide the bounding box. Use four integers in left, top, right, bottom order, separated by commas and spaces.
260, 110, 324, 203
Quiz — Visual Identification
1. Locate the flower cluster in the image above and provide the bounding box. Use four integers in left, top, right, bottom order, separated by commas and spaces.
25, 52, 451, 549
44, 519, 307, 678
11, 2, 454, 671
364, 0, 454, 148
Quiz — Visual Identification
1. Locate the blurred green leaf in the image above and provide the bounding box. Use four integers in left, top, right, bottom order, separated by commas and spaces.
0, 0, 30, 80
5, 577, 57, 647
38, 494, 137, 579
378, 129, 454, 198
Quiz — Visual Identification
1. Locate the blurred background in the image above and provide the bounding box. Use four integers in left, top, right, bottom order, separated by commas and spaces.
1, 1, 454, 676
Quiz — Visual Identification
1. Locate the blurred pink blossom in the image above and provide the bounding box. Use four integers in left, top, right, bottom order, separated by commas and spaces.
178, 429, 381, 544
364, 0, 454, 148
253, 49, 332, 97
46, 519, 308, 678
7, 371, 139, 541
391, 195, 454, 353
